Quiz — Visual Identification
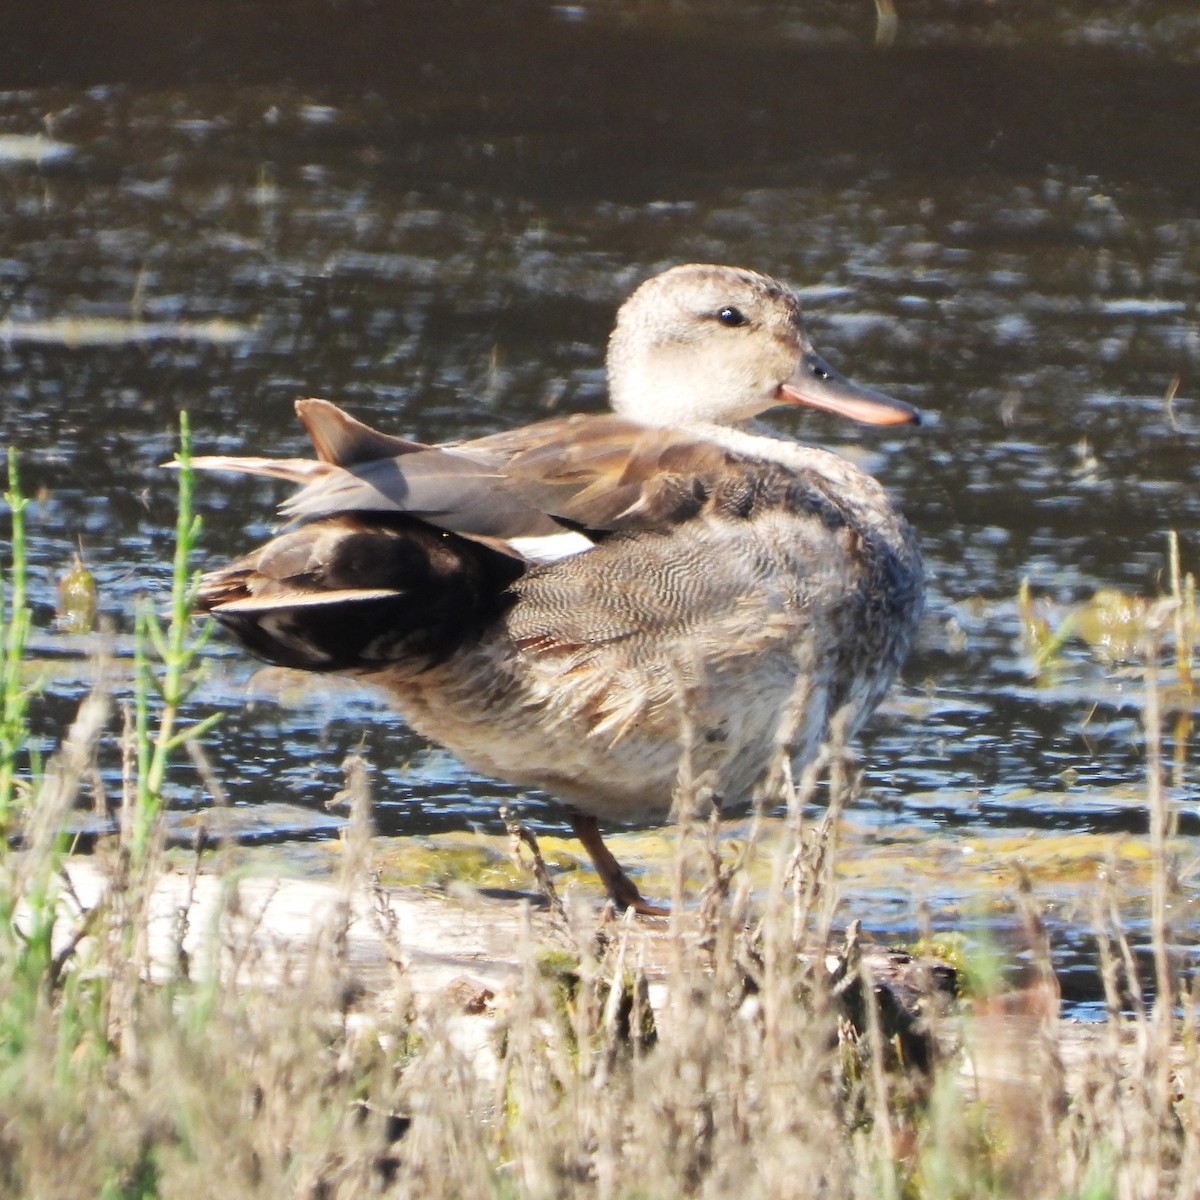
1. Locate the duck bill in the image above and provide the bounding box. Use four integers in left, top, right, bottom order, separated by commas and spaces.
777, 351, 921, 426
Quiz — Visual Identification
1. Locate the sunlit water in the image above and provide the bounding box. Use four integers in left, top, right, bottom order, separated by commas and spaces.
3, 1, 1199, 1016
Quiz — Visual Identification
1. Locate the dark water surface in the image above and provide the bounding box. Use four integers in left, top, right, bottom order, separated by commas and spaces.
3, 1, 1199, 1014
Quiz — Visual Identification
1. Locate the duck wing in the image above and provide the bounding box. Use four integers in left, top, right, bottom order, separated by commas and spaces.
277, 403, 746, 555
464, 413, 733, 532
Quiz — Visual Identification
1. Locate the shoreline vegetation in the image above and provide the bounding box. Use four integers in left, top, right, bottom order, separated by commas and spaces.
1, 423, 1197, 1199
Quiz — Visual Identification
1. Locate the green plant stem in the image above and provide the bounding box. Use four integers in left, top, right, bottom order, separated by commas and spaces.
131, 412, 212, 861
0, 447, 33, 827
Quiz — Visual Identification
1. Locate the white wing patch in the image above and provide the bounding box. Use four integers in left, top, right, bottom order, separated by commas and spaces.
506, 531, 596, 563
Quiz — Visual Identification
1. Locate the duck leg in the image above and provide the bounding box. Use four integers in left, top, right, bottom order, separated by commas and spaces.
568, 810, 668, 917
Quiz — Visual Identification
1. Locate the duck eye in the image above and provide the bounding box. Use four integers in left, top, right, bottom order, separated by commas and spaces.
716, 306, 747, 327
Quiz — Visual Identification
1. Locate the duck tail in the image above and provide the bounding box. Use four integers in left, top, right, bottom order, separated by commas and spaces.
197, 514, 522, 673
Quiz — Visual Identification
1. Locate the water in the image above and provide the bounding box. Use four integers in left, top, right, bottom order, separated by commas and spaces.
2, 0, 1199, 1014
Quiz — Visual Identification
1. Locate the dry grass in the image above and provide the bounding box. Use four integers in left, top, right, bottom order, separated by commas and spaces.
5, 765, 1198, 1200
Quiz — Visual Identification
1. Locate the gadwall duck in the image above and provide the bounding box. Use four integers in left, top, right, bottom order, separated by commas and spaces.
194, 264, 923, 913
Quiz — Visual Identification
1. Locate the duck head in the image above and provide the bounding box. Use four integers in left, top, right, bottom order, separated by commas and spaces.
607, 263, 920, 429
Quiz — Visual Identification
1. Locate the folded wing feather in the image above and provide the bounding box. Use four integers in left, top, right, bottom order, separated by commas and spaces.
193, 399, 753, 567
